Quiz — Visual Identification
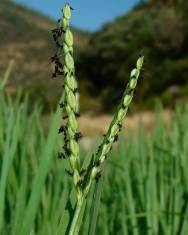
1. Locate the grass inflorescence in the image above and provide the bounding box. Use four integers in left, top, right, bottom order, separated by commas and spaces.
51, 4, 83, 206
1, 70, 188, 234
1, 60, 188, 235
1, 3, 187, 235
51, 3, 144, 235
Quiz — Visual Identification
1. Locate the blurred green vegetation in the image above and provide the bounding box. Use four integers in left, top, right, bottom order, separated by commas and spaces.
1, 63, 188, 235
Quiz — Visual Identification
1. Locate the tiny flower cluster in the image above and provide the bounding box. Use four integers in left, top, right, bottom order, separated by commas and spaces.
51, 23, 64, 78
83, 55, 144, 197
51, 4, 86, 202
51, 5, 144, 228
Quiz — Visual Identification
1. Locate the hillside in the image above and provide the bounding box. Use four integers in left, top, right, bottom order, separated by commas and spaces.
77, 0, 188, 111
0, 0, 90, 111
1, 0, 188, 113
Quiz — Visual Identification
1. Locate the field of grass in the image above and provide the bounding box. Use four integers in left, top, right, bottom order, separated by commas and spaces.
1, 65, 188, 235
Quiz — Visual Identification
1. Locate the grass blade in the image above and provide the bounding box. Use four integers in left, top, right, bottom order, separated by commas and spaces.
18, 110, 60, 235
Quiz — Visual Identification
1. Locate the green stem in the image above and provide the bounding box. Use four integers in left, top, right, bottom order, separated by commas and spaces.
68, 198, 84, 235
88, 179, 103, 235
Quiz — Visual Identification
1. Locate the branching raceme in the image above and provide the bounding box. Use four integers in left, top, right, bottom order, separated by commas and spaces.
51, 3, 144, 235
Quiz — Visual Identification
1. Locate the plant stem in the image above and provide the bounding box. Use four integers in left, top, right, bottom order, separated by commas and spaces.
68, 198, 84, 235
88, 179, 103, 235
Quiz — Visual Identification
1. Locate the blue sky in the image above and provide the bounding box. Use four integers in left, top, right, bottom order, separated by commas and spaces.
12, 0, 139, 31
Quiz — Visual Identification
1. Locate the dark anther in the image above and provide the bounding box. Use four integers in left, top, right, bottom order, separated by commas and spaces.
118, 123, 122, 129
75, 113, 80, 118
52, 33, 58, 42
50, 54, 58, 62
113, 135, 119, 142
63, 142, 67, 149
57, 44, 64, 49
51, 27, 64, 38
77, 180, 85, 188
75, 132, 83, 141
55, 60, 63, 68
58, 63, 64, 69
79, 169, 86, 175
97, 145, 102, 153
51, 28, 57, 33
59, 102, 67, 108
51, 54, 63, 64
55, 65, 59, 73
64, 137, 69, 143
73, 88, 79, 95
122, 104, 126, 109
95, 172, 102, 182
58, 125, 66, 134
63, 131, 68, 137
128, 88, 134, 94
52, 73, 57, 78
57, 71, 63, 75
58, 152, 66, 159
66, 3, 74, 10
64, 146, 72, 156
59, 103, 64, 108
65, 169, 73, 176
95, 160, 101, 166
56, 41, 64, 48
62, 115, 68, 120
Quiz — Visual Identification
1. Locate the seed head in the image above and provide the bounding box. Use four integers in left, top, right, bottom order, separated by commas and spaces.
65, 29, 74, 47
63, 3, 72, 20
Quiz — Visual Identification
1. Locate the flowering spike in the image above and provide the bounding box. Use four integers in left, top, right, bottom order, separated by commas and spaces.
84, 56, 144, 196
52, 4, 144, 234
52, 3, 83, 201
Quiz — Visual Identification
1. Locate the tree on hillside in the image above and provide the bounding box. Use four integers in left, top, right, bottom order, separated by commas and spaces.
77, 0, 188, 111
150, 0, 186, 4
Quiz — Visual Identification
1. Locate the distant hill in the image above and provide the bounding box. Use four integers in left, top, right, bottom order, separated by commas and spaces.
0, 0, 90, 111
77, 0, 188, 111
1, 0, 188, 113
